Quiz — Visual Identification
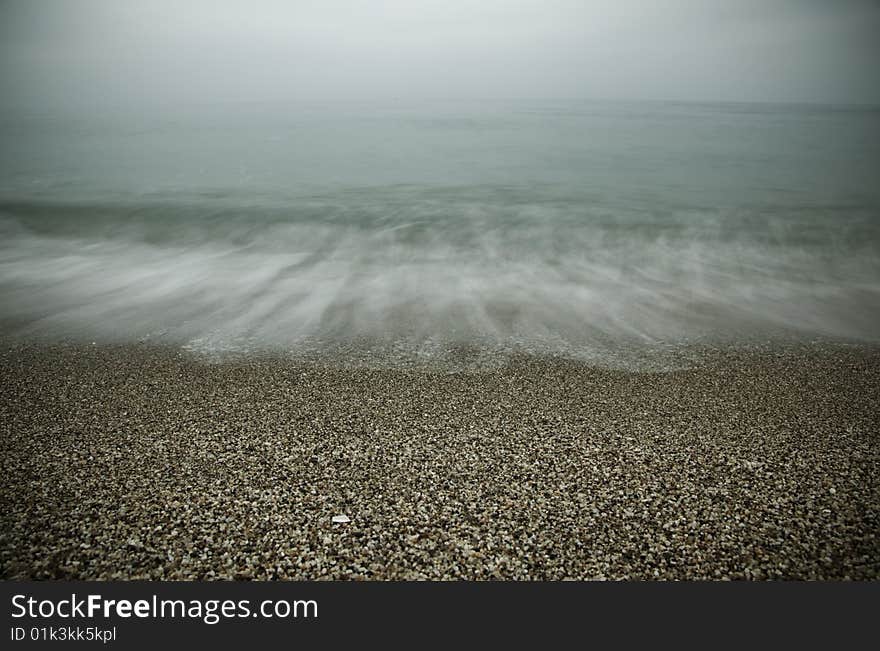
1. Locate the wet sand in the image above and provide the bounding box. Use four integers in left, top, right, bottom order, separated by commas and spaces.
1, 341, 878, 580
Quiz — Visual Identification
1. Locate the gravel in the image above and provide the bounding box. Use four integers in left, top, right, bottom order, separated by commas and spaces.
1, 341, 878, 580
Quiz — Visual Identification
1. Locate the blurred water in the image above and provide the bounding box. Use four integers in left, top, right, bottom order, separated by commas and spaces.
1, 100, 879, 366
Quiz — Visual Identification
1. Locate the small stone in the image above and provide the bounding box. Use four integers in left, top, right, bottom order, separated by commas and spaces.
332, 514, 351, 524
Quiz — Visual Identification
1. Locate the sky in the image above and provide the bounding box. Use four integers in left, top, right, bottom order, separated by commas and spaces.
1, 0, 879, 110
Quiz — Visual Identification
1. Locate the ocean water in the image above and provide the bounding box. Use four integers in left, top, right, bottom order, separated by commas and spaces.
1, 100, 879, 367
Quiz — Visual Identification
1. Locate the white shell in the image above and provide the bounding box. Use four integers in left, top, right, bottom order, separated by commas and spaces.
332, 514, 351, 524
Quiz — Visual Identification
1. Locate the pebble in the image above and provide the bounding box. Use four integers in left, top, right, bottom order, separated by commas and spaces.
0, 340, 878, 580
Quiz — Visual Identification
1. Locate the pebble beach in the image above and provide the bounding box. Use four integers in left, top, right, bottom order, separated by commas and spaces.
1, 341, 878, 580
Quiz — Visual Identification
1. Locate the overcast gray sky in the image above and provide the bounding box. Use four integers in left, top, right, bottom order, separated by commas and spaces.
2, 0, 879, 110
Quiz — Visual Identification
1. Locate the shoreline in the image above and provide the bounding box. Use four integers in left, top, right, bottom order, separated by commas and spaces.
1, 340, 878, 579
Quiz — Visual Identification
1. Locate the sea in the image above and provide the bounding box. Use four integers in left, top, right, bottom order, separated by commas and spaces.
1, 99, 879, 368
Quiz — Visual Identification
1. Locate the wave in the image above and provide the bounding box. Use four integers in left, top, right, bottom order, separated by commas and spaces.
2, 187, 879, 368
